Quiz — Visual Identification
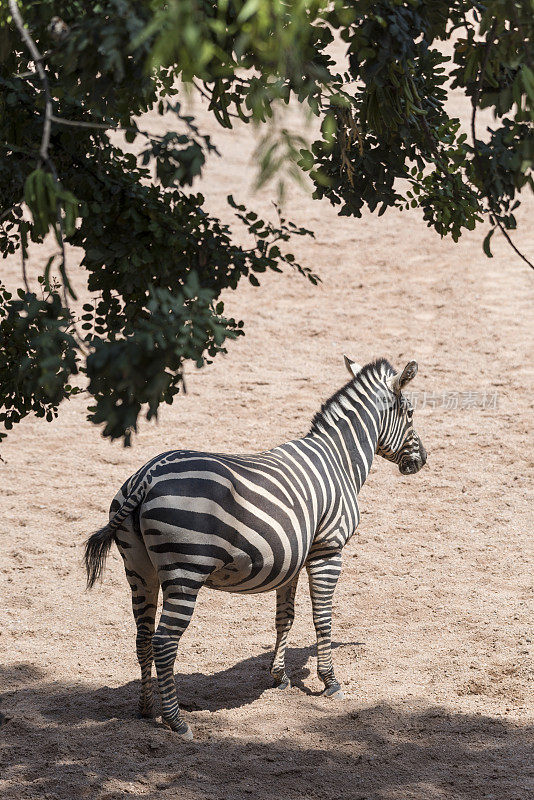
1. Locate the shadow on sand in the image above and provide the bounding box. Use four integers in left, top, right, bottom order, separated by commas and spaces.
1, 650, 532, 800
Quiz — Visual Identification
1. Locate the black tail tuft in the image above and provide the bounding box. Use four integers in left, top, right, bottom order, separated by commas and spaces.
84, 525, 116, 589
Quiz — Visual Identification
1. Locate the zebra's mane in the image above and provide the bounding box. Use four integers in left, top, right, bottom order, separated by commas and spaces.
310, 358, 395, 433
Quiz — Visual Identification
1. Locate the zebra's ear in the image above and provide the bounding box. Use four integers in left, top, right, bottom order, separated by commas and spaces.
388, 360, 418, 394
344, 355, 363, 378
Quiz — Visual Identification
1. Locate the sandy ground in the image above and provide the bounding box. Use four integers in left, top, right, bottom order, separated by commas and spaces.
1, 41, 533, 800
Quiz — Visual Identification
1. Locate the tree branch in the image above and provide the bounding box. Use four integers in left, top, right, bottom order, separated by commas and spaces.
8, 0, 52, 165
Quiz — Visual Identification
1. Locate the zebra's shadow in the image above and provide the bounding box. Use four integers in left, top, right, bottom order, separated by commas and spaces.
177, 640, 363, 712
3, 661, 531, 800
0, 641, 363, 726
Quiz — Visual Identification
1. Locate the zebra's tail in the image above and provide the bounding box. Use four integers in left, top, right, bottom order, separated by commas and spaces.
84, 524, 116, 589
84, 473, 148, 589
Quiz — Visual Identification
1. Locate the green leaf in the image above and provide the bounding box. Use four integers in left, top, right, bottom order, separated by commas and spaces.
482, 228, 494, 258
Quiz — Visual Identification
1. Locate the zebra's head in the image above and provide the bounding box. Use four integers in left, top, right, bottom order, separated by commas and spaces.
345, 356, 427, 475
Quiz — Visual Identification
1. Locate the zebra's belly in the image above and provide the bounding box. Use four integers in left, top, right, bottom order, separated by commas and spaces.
204, 549, 307, 594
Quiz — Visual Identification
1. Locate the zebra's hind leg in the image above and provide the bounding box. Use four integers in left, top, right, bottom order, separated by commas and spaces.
306, 551, 344, 699
115, 519, 159, 719
270, 574, 299, 689
152, 577, 202, 738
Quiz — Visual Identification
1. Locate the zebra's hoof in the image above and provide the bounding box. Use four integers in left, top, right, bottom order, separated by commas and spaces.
137, 708, 154, 719
178, 722, 194, 740
271, 669, 290, 690
274, 677, 291, 690
163, 717, 194, 739
322, 683, 344, 699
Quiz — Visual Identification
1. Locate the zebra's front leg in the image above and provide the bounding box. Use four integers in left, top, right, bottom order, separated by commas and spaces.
270, 574, 299, 689
306, 551, 344, 698
152, 585, 200, 739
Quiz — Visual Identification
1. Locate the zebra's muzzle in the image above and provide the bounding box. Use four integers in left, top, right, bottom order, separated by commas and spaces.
399, 456, 424, 475
399, 438, 426, 475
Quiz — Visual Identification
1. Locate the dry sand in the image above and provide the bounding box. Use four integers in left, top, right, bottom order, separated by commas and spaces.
1, 42, 533, 800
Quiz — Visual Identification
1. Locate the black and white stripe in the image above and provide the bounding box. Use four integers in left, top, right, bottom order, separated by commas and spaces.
85, 357, 426, 737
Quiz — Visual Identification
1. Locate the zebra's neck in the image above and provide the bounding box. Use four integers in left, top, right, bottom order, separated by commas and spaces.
308, 361, 392, 492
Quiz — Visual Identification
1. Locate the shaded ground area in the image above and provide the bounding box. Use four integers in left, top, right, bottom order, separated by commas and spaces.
1, 660, 533, 800
1, 41, 533, 800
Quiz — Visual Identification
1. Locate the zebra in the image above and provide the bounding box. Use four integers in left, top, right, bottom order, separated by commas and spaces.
85, 356, 426, 738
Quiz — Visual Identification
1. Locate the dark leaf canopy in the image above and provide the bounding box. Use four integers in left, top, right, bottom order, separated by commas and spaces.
0, 0, 532, 443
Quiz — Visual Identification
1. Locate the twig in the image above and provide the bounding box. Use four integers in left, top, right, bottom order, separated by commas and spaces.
494, 217, 534, 269
0, 142, 34, 156
192, 79, 241, 119
14, 68, 39, 79
14, 49, 52, 78
50, 113, 183, 143
192, 79, 213, 103
51, 114, 118, 131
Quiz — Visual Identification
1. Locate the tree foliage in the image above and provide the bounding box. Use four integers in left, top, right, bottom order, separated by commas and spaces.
0, 1, 532, 444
